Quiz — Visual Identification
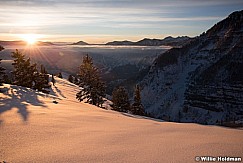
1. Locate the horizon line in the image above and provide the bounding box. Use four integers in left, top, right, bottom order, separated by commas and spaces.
0, 35, 193, 44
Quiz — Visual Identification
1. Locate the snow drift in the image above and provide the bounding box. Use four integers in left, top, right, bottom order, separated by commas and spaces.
0, 77, 243, 162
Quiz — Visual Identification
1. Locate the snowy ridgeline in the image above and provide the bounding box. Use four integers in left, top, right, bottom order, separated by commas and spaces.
140, 10, 243, 125
0, 75, 112, 121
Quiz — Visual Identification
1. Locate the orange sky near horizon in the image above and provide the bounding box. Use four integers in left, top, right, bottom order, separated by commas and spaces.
1, 33, 172, 44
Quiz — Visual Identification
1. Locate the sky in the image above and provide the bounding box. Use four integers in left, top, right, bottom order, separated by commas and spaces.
0, 0, 243, 44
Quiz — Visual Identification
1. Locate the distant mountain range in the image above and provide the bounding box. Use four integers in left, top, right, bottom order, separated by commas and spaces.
0, 36, 191, 47
70, 36, 192, 47
105, 40, 134, 46
105, 36, 192, 47
139, 10, 243, 125
71, 40, 89, 45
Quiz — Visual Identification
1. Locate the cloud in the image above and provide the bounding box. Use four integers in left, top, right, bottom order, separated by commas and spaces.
0, 0, 242, 43
1, 0, 242, 8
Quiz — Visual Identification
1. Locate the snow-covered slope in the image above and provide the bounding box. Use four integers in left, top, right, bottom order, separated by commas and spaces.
1, 77, 243, 162
140, 10, 243, 124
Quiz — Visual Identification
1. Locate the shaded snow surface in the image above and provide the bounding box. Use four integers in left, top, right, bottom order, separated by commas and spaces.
0, 77, 243, 163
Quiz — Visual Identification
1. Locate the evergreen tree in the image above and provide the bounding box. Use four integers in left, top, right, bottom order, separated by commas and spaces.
40, 64, 47, 74
11, 50, 49, 92
45, 73, 49, 85
33, 72, 49, 92
0, 46, 5, 85
2, 74, 11, 84
112, 86, 130, 112
51, 74, 55, 86
40, 64, 49, 85
23, 58, 36, 87
131, 85, 145, 115
74, 76, 78, 84
11, 49, 32, 87
90, 80, 106, 107
57, 72, 63, 78
33, 65, 50, 92
0, 63, 5, 85
68, 75, 74, 83
76, 54, 105, 106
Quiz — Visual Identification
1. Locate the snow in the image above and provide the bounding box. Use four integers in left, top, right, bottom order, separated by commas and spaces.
1, 77, 243, 163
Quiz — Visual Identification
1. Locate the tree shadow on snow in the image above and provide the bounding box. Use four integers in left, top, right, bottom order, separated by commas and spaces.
53, 86, 66, 98
0, 85, 48, 122
48, 85, 66, 99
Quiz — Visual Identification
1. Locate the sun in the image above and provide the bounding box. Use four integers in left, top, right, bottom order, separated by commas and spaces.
21, 34, 39, 45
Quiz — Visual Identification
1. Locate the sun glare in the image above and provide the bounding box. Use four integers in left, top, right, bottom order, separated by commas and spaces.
21, 34, 39, 45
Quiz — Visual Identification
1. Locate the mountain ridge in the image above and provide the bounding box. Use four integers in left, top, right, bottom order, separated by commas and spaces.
71, 40, 89, 45
140, 10, 243, 125
105, 36, 191, 47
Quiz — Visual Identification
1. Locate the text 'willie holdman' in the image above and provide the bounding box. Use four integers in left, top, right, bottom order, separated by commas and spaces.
195, 156, 242, 162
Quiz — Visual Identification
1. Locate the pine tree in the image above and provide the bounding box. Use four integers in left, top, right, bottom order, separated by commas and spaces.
33, 73, 49, 92
11, 49, 36, 88
74, 76, 78, 84
23, 58, 36, 87
90, 79, 106, 107
57, 72, 63, 78
33, 65, 50, 92
0, 46, 5, 85
40, 64, 49, 85
131, 85, 145, 115
11, 49, 29, 87
11, 49, 50, 92
51, 74, 55, 86
0, 60, 5, 85
0, 45, 3, 51
40, 64, 47, 74
2, 74, 11, 84
112, 86, 130, 112
68, 75, 74, 83
76, 54, 105, 106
